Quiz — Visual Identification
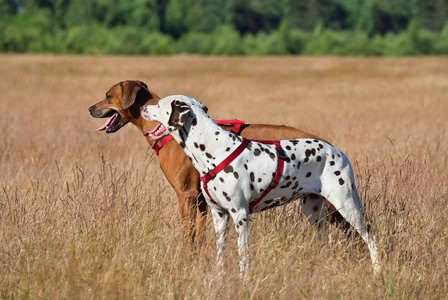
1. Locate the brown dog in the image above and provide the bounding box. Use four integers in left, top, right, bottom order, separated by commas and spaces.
89, 80, 344, 244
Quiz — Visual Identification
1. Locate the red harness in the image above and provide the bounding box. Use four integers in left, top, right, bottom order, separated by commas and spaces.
201, 138, 286, 213
152, 119, 246, 155
152, 119, 285, 212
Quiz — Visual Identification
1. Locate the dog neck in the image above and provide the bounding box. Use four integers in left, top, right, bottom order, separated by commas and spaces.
171, 106, 244, 177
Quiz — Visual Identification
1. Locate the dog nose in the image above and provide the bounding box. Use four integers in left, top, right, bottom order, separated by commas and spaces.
88, 106, 94, 112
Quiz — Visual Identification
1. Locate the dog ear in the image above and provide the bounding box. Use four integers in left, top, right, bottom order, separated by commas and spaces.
168, 100, 191, 131
121, 81, 144, 110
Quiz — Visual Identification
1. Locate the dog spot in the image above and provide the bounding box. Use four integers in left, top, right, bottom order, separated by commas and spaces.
292, 181, 299, 189
269, 152, 275, 160
234, 172, 239, 179
297, 162, 301, 169
194, 142, 199, 148
226, 147, 231, 152
243, 218, 247, 222
285, 176, 290, 180
218, 212, 223, 217
249, 172, 255, 182
306, 140, 312, 144
231, 208, 236, 213
236, 224, 239, 229
200, 144, 206, 151
330, 161, 335, 166
192, 119, 197, 126
206, 153, 213, 159
250, 184, 254, 191
317, 156, 321, 161
264, 199, 273, 204
334, 171, 341, 176
213, 186, 217, 191
224, 165, 234, 173
254, 149, 261, 156
246, 143, 252, 150
179, 141, 186, 148
219, 177, 224, 183
291, 154, 296, 161
258, 178, 262, 183
244, 164, 248, 170
338, 154, 341, 158
215, 131, 220, 135
286, 146, 291, 150
280, 181, 292, 188
332, 155, 335, 159
319, 143, 324, 149
222, 191, 231, 201
339, 178, 345, 185
313, 205, 319, 212
239, 220, 243, 226
306, 172, 312, 177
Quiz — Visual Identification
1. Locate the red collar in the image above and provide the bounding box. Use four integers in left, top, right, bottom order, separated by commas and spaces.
153, 135, 174, 155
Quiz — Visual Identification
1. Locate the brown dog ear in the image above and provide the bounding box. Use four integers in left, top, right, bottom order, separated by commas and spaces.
121, 81, 143, 110
168, 100, 191, 131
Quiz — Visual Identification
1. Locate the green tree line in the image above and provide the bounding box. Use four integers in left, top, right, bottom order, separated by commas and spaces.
1, 0, 448, 55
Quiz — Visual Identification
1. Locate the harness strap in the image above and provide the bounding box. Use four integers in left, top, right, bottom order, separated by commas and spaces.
248, 140, 285, 212
201, 138, 286, 212
202, 138, 249, 184
215, 119, 245, 135
152, 120, 245, 155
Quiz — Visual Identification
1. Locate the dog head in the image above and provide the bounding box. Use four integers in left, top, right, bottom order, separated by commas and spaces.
88, 80, 160, 133
140, 95, 208, 140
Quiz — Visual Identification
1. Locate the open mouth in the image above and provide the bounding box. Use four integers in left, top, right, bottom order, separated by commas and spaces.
143, 122, 166, 139
94, 112, 121, 133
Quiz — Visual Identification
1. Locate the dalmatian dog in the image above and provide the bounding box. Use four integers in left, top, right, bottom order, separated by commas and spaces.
140, 95, 381, 275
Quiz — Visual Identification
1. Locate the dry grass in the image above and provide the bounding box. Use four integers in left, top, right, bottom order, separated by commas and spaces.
1, 54, 447, 299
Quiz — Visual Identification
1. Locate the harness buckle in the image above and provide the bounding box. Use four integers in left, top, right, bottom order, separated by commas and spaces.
277, 148, 286, 161
203, 170, 217, 183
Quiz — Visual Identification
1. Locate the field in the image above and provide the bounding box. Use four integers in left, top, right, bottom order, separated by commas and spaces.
1, 54, 447, 299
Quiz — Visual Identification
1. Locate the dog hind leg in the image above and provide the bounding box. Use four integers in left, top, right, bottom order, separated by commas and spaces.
323, 185, 380, 274
300, 194, 328, 235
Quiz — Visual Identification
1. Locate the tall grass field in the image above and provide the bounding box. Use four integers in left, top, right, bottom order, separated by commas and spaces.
1, 55, 447, 298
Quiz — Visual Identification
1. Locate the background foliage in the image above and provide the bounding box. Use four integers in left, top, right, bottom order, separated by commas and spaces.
1, 0, 448, 55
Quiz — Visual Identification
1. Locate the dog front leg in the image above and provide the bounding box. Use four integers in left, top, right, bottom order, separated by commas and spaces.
230, 208, 250, 277
211, 207, 229, 268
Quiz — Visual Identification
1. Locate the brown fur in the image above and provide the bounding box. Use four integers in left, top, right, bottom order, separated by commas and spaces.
89, 80, 344, 244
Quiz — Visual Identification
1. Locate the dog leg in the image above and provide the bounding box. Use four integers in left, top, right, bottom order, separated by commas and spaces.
229, 207, 250, 278
300, 194, 328, 238
324, 186, 381, 274
211, 207, 229, 268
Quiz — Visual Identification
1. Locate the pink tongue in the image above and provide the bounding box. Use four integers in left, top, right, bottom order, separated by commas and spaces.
144, 123, 166, 137
95, 113, 117, 131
